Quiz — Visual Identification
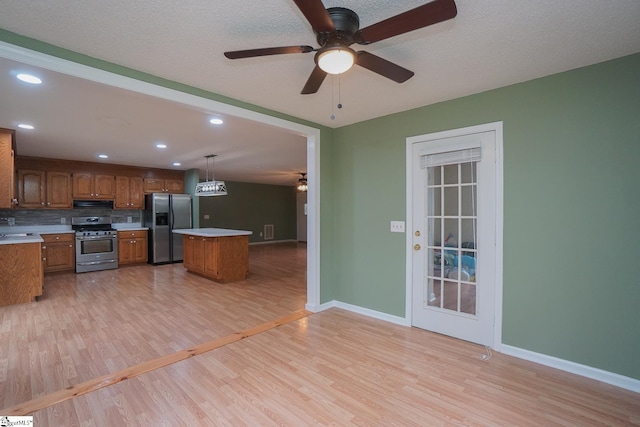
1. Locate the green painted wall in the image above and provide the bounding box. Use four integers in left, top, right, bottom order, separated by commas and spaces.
331, 53, 640, 380
198, 181, 297, 243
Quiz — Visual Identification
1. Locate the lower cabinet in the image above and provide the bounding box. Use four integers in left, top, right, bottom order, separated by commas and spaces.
118, 230, 148, 265
0, 242, 43, 307
41, 233, 75, 273
183, 235, 204, 272
182, 234, 248, 283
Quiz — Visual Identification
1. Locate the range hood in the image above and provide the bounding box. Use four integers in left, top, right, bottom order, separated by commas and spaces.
194, 154, 227, 197
73, 199, 114, 209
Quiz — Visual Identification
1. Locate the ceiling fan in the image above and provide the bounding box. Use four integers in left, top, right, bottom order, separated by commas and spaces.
224, 0, 457, 94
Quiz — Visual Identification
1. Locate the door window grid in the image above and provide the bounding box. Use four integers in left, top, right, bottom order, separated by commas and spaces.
425, 162, 478, 316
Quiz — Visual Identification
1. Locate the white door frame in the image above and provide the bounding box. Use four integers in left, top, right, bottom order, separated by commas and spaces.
0, 41, 322, 311
405, 122, 504, 347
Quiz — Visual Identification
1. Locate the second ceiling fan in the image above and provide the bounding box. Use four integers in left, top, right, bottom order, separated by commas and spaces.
224, 0, 458, 94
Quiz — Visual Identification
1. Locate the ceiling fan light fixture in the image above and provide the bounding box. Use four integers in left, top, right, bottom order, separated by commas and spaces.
317, 47, 355, 75
297, 173, 308, 192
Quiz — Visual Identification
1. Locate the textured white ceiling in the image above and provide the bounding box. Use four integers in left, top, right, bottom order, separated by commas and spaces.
0, 0, 639, 184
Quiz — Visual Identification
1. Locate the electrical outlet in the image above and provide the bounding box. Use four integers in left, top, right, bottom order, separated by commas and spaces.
390, 221, 405, 233
127, 216, 132, 223
60, 217, 66, 224
203, 214, 210, 220
7, 217, 15, 226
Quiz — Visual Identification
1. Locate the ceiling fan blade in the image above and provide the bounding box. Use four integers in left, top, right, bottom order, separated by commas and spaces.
292, 0, 335, 33
355, 0, 457, 44
356, 51, 414, 83
224, 45, 314, 59
301, 66, 327, 94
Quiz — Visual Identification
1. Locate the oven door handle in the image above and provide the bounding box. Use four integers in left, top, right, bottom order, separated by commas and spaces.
76, 259, 118, 266
76, 235, 117, 240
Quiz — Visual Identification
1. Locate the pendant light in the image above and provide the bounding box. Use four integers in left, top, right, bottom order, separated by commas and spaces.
194, 154, 227, 197
297, 173, 308, 192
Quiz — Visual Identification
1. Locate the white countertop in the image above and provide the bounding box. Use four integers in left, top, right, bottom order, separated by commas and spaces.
172, 228, 253, 237
0, 233, 44, 245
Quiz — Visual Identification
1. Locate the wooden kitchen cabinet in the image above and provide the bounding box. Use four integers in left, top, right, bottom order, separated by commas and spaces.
73, 173, 115, 199
183, 234, 205, 272
143, 178, 184, 194
0, 128, 16, 209
118, 230, 148, 265
0, 242, 43, 307
41, 233, 75, 273
17, 170, 72, 209
115, 176, 144, 209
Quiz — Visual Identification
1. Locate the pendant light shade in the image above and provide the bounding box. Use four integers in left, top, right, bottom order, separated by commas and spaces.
195, 154, 227, 197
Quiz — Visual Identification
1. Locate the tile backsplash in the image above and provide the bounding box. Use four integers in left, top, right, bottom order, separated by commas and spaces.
0, 208, 142, 226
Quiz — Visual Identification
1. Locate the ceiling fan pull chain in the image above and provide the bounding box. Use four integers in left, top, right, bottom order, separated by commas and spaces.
337, 74, 343, 110
330, 75, 336, 120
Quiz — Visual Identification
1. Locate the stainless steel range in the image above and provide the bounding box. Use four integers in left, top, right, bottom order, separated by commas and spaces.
72, 216, 118, 273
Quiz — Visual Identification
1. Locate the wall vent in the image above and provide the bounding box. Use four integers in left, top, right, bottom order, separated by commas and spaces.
264, 224, 274, 240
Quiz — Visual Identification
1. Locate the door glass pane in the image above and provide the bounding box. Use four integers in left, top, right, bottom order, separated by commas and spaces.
461, 185, 477, 216
427, 279, 441, 307
432, 166, 442, 185
442, 280, 459, 311
443, 164, 458, 184
443, 218, 459, 248
431, 218, 442, 247
443, 186, 458, 216
427, 187, 441, 216
460, 162, 476, 184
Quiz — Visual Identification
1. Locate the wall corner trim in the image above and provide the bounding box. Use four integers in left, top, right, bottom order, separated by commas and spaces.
306, 300, 410, 326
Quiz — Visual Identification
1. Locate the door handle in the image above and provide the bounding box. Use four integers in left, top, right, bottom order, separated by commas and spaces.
414, 244, 421, 251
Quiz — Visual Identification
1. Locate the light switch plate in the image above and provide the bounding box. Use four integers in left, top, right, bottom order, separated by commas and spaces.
390, 221, 405, 233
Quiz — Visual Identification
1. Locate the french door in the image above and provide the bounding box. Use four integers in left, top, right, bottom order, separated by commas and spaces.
409, 127, 498, 346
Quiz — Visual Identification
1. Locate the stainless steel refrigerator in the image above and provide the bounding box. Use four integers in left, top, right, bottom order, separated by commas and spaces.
144, 193, 192, 264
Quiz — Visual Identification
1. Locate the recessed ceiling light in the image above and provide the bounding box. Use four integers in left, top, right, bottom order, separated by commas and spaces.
98, 154, 109, 159
172, 162, 181, 166
209, 117, 223, 125
17, 73, 42, 84
18, 124, 35, 130
155, 143, 167, 149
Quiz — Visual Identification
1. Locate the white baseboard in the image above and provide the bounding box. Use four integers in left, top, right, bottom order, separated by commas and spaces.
305, 299, 410, 326
497, 344, 640, 393
249, 239, 297, 246
305, 300, 640, 393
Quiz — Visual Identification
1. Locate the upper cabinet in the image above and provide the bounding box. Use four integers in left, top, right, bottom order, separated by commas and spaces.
115, 176, 144, 209
72, 173, 115, 200
47, 171, 73, 208
0, 128, 16, 208
13, 156, 185, 208
143, 178, 184, 194
17, 170, 72, 209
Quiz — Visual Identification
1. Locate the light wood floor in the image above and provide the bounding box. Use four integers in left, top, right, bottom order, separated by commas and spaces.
1, 241, 638, 425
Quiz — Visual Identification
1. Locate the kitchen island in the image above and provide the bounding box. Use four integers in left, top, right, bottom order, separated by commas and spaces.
173, 228, 252, 283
